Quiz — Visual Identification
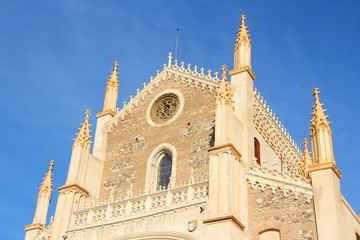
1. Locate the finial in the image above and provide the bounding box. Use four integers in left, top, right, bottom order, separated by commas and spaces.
39, 160, 55, 194
106, 61, 119, 89
221, 64, 228, 80
113, 61, 119, 70
241, 15, 246, 27
85, 109, 91, 120
49, 159, 55, 169
234, 14, 252, 70
313, 88, 320, 101
215, 64, 233, 106
301, 138, 312, 177
74, 109, 92, 147
311, 88, 330, 131
168, 52, 173, 66
236, 14, 251, 45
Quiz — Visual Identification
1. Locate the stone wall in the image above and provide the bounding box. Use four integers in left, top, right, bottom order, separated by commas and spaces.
101, 77, 216, 199
248, 186, 317, 240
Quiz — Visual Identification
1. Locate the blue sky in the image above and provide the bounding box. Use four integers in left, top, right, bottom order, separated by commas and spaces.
1, 1, 359, 239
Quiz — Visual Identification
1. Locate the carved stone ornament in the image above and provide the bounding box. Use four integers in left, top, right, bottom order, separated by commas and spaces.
187, 219, 198, 232
150, 93, 180, 123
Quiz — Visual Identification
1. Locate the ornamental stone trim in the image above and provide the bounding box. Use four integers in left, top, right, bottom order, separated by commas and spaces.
107, 58, 221, 132
70, 180, 209, 230
246, 163, 313, 204
253, 88, 302, 175
146, 89, 184, 127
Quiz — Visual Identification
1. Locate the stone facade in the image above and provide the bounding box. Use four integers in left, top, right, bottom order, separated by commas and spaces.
102, 78, 216, 198
248, 187, 317, 240
25, 15, 360, 240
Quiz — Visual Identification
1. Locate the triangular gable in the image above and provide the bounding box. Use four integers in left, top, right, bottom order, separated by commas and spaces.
107, 57, 221, 132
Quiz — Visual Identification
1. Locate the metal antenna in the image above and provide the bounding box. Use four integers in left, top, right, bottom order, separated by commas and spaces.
175, 28, 180, 60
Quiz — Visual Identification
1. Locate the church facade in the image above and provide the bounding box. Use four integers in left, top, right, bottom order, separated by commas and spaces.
25, 16, 360, 240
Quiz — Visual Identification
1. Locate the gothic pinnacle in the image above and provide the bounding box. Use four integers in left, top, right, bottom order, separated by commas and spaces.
215, 65, 233, 107
39, 160, 54, 194
107, 61, 119, 90
311, 88, 331, 132
74, 109, 92, 147
235, 14, 251, 46
301, 138, 312, 177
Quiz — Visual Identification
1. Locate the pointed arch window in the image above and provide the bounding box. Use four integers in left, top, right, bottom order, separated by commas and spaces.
157, 154, 172, 189
254, 137, 261, 165
145, 144, 177, 193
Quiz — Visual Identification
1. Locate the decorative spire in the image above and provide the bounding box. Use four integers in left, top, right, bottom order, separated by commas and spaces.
106, 61, 119, 90
215, 65, 233, 107
39, 160, 54, 195
300, 138, 312, 177
233, 15, 252, 71
100, 61, 119, 115
235, 15, 251, 46
74, 109, 92, 147
309, 88, 337, 168
311, 88, 331, 132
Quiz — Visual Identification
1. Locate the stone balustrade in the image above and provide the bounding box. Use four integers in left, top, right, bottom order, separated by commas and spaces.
70, 181, 209, 229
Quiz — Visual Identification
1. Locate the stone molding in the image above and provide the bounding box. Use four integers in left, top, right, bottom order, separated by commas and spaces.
253, 88, 302, 175
113, 231, 198, 240
96, 109, 115, 118
25, 223, 43, 231
207, 143, 242, 159
145, 89, 185, 127
308, 162, 342, 179
229, 66, 255, 80
107, 57, 221, 132
246, 163, 313, 203
58, 183, 89, 196
203, 215, 245, 230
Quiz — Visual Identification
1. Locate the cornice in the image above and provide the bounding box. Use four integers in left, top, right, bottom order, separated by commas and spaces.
96, 109, 115, 118
208, 143, 242, 159
229, 66, 255, 80
58, 183, 89, 196
308, 162, 342, 179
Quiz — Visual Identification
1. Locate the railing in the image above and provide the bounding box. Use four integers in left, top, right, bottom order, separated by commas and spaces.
71, 181, 208, 229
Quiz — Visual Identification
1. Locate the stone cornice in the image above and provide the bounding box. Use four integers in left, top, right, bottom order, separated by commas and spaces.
58, 183, 89, 196
203, 214, 245, 230
96, 109, 115, 118
229, 66, 255, 80
25, 223, 43, 231
308, 162, 342, 179
208, 143, 242, 159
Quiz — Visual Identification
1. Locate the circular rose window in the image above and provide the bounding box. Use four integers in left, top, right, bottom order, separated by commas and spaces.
150, 93, 180, 123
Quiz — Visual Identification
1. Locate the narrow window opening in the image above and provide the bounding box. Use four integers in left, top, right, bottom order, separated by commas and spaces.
157, 154, 172, 189
254, 137, 261, 165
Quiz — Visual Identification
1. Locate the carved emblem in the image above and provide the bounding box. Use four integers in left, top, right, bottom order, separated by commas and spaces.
187, 219, 198, 232
151, 93, 180, 123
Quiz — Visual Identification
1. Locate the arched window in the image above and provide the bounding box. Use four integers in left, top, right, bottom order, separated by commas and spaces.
254, 137, 261, 165
157, 153, 172, 189
356, 233, 360, 240
145, 144, 177, 192
259, 229, 280, 240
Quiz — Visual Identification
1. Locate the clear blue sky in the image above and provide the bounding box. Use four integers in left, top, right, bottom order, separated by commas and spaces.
1, 1, 359, 239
